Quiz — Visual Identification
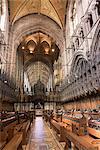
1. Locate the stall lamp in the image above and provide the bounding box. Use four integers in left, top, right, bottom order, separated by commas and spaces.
75, 74, 78, 78
22, 46, 25, 50
68, 81, 70, 84
30, 50, 33, 53
52, 48, 55, 52
4, 80, 7, 83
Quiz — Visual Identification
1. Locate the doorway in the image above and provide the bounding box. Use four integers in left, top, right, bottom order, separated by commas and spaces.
35, 102, 44, 116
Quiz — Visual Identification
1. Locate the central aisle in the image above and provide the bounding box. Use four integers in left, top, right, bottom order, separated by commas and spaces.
27, 117, 63, 150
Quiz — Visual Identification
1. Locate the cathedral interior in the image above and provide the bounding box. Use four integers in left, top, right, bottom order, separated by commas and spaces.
0, 0, 100, 149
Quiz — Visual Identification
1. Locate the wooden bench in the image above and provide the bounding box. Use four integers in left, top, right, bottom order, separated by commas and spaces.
62, 127, 98, 150
87, 127, 100, 138
21, 120, 31, 145
13, 124, 23, 135
1, 120, 31, 150
0, 141, 6, 150
0, 130, 8, 150
81, 135, 100, 150
92, 140, 100, 144
4, 121, 17, 142
3, 132, 23, 150
50, 120, 67, 142
4, 120, 25, 141
51, 120, 60, 134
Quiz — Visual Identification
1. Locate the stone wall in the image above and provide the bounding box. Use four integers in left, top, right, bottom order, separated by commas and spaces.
60, 0, 100, 103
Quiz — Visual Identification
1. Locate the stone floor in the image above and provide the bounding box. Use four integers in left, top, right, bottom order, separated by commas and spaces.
24, 117, 65, 150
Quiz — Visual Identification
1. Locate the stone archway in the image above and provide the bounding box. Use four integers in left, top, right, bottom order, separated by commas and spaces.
9, 13, 65, 79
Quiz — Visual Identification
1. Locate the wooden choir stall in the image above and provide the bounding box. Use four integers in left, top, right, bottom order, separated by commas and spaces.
44, 110, 100, 150
0, 111, 33, 150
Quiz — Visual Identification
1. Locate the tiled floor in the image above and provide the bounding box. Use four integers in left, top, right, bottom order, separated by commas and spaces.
25, 117, 64, 150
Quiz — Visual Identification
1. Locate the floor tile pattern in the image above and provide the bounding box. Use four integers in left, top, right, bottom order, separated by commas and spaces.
27, 117, 64, 150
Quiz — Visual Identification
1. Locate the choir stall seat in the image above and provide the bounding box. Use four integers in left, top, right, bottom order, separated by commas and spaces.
2, 132, 23, 150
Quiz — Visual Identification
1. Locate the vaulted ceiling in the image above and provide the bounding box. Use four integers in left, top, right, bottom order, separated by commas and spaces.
9, 0, 67, 88
8, 0, 67, 28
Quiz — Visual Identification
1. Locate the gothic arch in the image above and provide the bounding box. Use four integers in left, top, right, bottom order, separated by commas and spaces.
11, 13, 64, 52
90, 21, 100, 59
70, 51, 88, 75
8, 13, 65, 78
